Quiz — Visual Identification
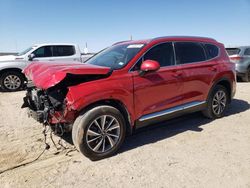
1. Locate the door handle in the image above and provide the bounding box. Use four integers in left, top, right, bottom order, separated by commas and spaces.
173, 71, 182, 77
209, 66, 217, 72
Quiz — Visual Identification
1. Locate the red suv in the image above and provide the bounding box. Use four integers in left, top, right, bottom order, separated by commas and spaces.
22, 36, 236, 160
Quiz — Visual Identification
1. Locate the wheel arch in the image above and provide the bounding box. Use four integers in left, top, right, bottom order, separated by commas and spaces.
0, 68, 25, 79
209, 77, 232, 103
77, 99, 133, 135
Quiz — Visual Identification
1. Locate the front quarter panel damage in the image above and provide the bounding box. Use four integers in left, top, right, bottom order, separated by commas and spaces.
65, 74, 135, 126
22, 62, 113, 127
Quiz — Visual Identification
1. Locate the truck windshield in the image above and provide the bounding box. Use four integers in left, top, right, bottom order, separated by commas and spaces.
17, 47, 35, 56
87, 43, 145, 69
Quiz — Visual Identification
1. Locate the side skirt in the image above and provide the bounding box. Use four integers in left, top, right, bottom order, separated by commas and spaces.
135, 101, 207, 129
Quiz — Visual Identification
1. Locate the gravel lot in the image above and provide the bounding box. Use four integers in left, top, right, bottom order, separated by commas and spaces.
0, 83, 250, 188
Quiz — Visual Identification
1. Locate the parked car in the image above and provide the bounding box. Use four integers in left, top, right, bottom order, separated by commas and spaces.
226, 46, 250, 82
0, 43, 93, 91
22, 36, 236, 160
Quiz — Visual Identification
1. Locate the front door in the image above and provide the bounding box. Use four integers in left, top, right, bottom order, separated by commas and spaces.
132, 42, 184, 120
32, 46, 53, 61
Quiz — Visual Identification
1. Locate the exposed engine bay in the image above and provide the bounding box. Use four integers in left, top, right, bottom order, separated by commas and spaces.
22, 73, 111, 134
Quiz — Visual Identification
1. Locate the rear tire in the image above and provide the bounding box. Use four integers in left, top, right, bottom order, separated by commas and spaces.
0, 71, 25, 92
241, 68, 250, 82
72, 105, 126, 161
202, 85, 229, 119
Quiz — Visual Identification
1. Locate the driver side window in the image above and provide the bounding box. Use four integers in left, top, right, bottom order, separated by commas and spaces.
33, 46, 52, 58
132, 42, 175, 71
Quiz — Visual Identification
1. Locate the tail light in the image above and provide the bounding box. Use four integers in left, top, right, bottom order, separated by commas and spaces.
229, 56, 243, 63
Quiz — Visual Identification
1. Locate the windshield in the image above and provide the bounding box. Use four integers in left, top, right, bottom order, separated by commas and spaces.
87, 43, 145, 69
226, 48, 241, 56
17, 46, 35, 56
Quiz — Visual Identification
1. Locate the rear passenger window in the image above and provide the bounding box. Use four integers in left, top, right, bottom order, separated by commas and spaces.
244, 48, 250, 55
204, 43, 219, 59
175, 42, 206, 64
52, 45, 75, 56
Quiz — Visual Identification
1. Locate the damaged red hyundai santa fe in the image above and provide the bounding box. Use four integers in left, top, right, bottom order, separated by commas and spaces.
22, 36, 236, 160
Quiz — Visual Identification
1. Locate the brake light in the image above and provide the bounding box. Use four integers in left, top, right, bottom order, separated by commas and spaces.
229, 56, 242, 61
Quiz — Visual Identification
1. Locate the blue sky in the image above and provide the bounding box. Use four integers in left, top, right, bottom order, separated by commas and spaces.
0, 0, 250, 52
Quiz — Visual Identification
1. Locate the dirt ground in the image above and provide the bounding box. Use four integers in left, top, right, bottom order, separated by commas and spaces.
0, 83, 250, 188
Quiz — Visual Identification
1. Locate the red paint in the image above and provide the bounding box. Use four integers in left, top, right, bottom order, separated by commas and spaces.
24, 36, 236, 126
23, 62, 110, 89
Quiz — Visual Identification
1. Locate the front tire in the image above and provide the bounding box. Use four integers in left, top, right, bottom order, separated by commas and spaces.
72, 105, 126, 161
202, 85, 229, 119
0, 71, 25, 92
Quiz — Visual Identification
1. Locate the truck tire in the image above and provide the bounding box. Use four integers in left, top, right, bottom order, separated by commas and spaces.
72, 105, 126, 161
202, 85, 229, 119
0, 71, 25, 92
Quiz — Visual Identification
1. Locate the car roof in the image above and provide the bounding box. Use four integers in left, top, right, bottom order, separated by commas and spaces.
114, 36, 218, 46
33, 43, 77, 47
152, 36, 217, 42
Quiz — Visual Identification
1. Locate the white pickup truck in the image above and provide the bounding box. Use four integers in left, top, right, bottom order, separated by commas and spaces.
0, 43, 94, 91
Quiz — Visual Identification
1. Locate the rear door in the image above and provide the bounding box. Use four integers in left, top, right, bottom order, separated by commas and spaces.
174, 42, 219, 104
132, 42, 184, 119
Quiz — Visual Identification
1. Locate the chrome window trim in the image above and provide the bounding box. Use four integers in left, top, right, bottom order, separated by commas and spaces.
139, 101, 206, 122
129, 41, 221, 72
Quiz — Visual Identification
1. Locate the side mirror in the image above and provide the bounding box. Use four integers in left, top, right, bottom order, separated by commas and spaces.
28, 53, 35, 61
139, 60, 160, 76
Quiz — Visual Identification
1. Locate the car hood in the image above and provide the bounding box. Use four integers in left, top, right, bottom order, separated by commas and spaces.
0, 55, 18, 62
23, 62, 111, 89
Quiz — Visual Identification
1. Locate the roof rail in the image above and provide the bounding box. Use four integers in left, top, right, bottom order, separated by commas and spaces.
151, 36, 217, 42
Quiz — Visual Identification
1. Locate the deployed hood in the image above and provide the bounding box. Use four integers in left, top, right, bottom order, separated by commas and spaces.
23, 62, 111, 89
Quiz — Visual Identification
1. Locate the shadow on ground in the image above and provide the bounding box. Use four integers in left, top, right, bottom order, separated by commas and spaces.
60, 98, 250, 154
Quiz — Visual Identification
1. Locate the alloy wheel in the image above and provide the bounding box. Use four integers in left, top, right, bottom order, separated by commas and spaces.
3, 75, 21, 90
86, 115, 121, 153
212, 90, 227, 115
